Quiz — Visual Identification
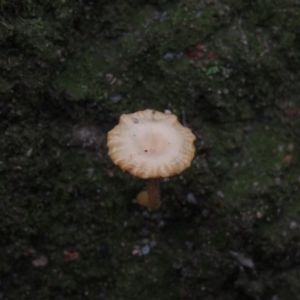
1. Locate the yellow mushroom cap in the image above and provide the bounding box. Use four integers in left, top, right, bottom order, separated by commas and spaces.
107, 109, 196, 179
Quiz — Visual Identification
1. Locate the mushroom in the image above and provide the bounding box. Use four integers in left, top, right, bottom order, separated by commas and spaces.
107, 109, 196, 209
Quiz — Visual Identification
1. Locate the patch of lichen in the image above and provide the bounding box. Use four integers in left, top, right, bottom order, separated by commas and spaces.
1, 0, 300, 299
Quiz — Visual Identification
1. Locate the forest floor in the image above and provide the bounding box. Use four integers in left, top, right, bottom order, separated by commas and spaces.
1, 1, 300, 299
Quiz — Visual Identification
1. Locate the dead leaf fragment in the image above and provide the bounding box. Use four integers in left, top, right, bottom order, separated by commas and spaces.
187, 44, 205, 59
284, 155, 292, 164
63, 249, 80, 262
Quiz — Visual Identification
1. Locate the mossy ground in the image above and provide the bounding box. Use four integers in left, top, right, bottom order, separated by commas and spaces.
1, 0, 300, 299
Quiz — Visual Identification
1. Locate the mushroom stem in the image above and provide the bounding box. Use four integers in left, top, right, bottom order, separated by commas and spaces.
146, 179, 161, 209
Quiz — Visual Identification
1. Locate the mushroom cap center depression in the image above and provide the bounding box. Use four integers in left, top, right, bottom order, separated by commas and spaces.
133, 122, 181, 157
139, 131, 168, 154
